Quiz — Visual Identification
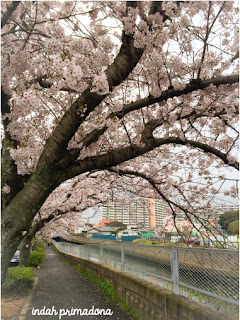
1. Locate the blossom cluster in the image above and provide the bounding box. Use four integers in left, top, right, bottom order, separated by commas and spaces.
1, 1, 238, 218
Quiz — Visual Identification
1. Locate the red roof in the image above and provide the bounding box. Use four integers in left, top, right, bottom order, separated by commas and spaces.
94, 220, 113, 227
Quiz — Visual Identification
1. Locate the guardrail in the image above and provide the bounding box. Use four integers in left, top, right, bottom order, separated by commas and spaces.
52, 240, 239, 315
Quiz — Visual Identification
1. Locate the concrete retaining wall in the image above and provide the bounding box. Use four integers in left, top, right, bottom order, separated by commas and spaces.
59, 250, 234, 320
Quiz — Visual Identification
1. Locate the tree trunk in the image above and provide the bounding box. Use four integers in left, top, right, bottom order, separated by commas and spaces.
20, 238, 31, 267
1, 167, 64, 281
19, 213, 56, 266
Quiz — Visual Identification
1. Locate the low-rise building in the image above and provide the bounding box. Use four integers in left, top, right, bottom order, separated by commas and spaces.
117, 228, 140, 239
82, 226, 117, 237
162, 219, 193, 236
97, 226, 116, 235
82, 227, 100, 237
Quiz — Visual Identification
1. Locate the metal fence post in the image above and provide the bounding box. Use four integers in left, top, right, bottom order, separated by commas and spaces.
100, 245, 103, 263
171, 248, 179, 295
121, 245, 125, 272
87, 245, 90, 260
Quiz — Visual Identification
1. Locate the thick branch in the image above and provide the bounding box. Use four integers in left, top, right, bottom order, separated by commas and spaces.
30, 1, 169, 171
68, 135, 238, 180
1, 91, 30, 207
112, 74, 239, 119
160, 137, 239, 170
231, 51, 239, 62
1, 1, 21, 28
36, 3, 146, 170
71, 74, 239, 157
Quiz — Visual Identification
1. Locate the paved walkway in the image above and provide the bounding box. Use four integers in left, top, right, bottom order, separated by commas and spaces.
25, 245, 135, 320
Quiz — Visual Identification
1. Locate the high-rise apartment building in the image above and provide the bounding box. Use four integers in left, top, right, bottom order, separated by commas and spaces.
101, 198, 168, 229
214, 204, 239, 216
171, 204, 239, 226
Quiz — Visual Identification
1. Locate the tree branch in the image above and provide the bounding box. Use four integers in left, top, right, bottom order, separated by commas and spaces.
1, 1, 21, 29
35, 1, 156, 170
67, 74, 239, 161
107, 167, 229, 246
67, 134, 238, 181
112, 74, 239, 119
1, 90, 30, 208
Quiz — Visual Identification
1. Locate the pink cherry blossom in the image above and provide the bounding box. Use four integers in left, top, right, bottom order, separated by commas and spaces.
1, 2, 239, 278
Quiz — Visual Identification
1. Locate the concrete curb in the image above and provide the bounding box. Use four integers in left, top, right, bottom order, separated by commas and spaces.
18, 277, 38, 320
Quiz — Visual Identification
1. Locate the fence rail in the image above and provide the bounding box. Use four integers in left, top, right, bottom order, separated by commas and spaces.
52, 240, 239, 315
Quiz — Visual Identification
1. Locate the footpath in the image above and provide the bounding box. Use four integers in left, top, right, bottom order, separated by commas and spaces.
25, 245, 135, 320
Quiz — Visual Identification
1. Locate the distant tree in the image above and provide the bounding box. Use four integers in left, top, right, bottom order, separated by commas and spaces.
227, 220, 239, 235
181, 225, 192, 238
219, 211, 239, 231
112, 226, 127, 234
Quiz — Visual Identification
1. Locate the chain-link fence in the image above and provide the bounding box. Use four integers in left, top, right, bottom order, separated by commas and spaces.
177, 247, 239, 302
52, 240, 239, 315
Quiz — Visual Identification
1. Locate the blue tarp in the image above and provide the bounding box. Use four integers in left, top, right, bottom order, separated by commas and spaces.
91, 234, 117, 240
121, 236, 141, 242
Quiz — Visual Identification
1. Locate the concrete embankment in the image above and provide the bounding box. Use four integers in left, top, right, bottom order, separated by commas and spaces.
56, 246, 235, 320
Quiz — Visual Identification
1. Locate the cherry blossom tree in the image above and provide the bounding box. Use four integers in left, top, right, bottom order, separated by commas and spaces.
1, 1, 239, 280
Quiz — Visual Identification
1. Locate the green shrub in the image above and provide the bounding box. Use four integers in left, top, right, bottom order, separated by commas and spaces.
227, 220, 239, 235
29, 247, 45, 267
37, 246, 44, 253
38, 241, 44, 248
5, 266, 34, 289
32, 239, 44, 251
215, 242, 224, 249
